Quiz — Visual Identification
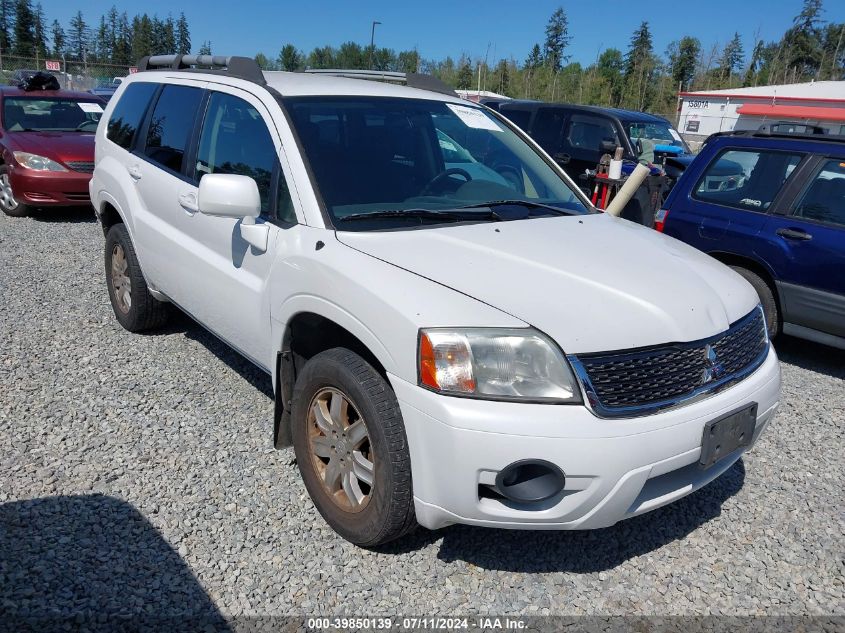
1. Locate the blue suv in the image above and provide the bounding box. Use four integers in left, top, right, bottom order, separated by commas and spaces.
657, 126, 845, 350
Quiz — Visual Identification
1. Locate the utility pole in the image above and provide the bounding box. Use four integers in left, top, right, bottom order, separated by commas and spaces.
368, 20, 381, 69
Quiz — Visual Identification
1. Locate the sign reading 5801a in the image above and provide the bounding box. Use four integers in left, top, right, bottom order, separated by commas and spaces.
687, 100, 710, 108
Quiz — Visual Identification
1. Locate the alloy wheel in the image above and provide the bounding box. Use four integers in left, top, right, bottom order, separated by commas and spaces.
110, 244, 132, 314
307, 387, 375, 512
0, 173, 19, 211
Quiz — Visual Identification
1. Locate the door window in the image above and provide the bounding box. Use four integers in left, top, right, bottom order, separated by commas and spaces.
563, 114, 619, 154
693, 149, 803, 212
531, 108, 566, 154
105, 82, 158, 149
143, 84, 204, 173
794, 159, 845, 227
499, 108, 531, 131
194, 91, 291, 220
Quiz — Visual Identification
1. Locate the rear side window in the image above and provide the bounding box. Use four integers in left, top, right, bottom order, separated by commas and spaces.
563, 114, 619, 152
794, 159, 845, 227
531, 108, 566, 153
499, 108, 531, 131
693, 149, 803, 212
143, 85, 204, 173
106, 82, 157, 149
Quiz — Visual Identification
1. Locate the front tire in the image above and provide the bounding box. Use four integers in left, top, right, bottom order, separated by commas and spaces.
104, 223, 170, 332
0, 166, 31, 217
291, 348, 417, 546
730, 266, 779, 337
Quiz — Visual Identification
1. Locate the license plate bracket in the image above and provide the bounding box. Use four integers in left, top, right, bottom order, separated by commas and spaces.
699, 403, 758, 469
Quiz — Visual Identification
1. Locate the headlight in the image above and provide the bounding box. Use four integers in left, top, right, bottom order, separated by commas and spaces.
418, 328, 582, 403
13, 151, 68, 172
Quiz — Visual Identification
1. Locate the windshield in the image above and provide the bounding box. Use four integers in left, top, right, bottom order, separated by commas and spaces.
625, 120, 688, 161
3, 97, 104, 132
284, 96, 589, 229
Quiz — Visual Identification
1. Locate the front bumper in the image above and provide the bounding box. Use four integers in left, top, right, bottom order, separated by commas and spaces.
390, 347, 781, 530
9, 164, 92, 207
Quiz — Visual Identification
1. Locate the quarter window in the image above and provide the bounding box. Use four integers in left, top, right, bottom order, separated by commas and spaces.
105, 82, 157, 149
564, 114, 619, 152
143, 85, 204, 173
794, 159, 845, 227
194, 92, 289, 218
693, 149, 803, 211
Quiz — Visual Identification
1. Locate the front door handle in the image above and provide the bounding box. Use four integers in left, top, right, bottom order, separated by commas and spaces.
554, 153, 571, 165
127, 164, 142, 181
178, 192, 198, 214
776, 227, 812, 241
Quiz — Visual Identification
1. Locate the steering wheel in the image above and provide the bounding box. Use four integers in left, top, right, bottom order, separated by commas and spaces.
419, 168, 473, 196
75, 120, 98, 132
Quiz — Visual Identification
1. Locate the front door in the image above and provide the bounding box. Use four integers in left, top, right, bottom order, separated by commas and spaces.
758, 157, 845, 337
173, 86, 298, 370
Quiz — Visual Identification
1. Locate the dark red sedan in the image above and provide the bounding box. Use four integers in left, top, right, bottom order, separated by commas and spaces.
0, 86, 105, 217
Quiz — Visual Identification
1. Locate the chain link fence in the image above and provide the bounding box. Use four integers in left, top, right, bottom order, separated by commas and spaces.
0, 55, 134, 91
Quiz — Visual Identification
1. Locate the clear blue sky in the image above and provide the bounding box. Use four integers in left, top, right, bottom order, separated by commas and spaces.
40, 0, 845, 65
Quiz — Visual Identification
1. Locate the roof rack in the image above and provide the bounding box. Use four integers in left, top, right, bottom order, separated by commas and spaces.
137, 54, 266, 85
702, 122, 845, 145
303, 69, 457, 97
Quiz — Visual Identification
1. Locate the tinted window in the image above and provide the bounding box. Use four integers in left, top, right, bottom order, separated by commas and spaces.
143, 85, 203, 173
106, 82, 157, 149
4, 97, 104, 133
194, 92, 282, 216
499, 108, 531, 131
531, 108, 566, 153
693, 149, 803, 212
563, 114, 619, 153
794, 160, 845, 227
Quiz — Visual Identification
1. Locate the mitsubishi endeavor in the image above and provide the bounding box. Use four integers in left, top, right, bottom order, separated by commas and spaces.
89, 55, 781, 546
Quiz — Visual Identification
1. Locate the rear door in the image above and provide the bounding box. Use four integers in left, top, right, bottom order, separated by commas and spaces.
528, 106, 570, 171
130, 80, 207, 295
757, 156, 845, 337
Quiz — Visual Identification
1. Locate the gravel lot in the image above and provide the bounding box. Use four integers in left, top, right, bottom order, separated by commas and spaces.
0, 207, 843, 621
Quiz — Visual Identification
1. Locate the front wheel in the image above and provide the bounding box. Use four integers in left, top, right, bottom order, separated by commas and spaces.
730, 266, 779, 337
291, 348, 417, 546
0, 166, 31, 217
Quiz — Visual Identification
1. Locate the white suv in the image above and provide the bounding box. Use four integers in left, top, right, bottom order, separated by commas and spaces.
90, 55, 781, 546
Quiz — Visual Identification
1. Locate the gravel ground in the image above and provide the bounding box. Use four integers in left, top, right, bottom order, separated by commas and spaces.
0, 207, 843, 620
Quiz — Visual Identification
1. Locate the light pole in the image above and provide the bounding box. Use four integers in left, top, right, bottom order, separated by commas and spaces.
369, 20, 381, 69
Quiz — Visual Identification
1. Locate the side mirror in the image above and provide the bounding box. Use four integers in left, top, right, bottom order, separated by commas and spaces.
198, 173, 261, 219
599, 139, 617, 153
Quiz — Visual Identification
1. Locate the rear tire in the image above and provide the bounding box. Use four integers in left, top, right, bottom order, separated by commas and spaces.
291, 348, 417, 546
105, 223, 170, 332
0, 166, 31, 217
730, 266, 779, 337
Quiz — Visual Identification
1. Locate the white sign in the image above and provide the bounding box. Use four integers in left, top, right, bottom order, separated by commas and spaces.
446, 103, 502, 131
669, 128, 682, 142
128, 67, 138, 74
78, 102, 104, 114
45, 60, 60, 71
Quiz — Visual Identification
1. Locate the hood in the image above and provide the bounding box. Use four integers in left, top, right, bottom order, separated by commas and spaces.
337, 213, 758, 354
6, 131, 94, 165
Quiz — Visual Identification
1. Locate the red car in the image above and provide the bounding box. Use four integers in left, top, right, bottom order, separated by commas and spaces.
0, 86, 105, 217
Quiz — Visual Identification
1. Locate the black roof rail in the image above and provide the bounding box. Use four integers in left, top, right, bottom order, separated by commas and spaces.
702, 126, 845, 146
136, 54, 266, 85
302, 69, 457, 97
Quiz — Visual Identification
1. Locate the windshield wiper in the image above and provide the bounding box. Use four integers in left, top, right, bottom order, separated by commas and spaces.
456, 199, 574, 216
338, 208, 501, 223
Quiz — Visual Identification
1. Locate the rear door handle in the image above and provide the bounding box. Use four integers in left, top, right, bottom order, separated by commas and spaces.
127, 164, 142, 181
776, 227, 812, 241
178, 192, 198, 213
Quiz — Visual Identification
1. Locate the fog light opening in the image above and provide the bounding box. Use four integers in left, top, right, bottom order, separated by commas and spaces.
494, 459, 566, 503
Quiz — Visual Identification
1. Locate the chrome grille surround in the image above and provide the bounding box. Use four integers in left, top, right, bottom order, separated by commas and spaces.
568, 307, 769, 418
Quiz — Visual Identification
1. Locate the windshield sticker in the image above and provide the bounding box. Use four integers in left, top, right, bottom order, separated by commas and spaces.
78, 102, 104, 113
669, 128, 682, 142
446, 104, 502, 132
438, 138, 457, 151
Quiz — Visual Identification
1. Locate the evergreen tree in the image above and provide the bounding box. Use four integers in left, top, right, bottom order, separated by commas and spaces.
308, 45, 336, 69
543, 7, 571, 72
50, 19, 63, 57
13, 0, 36, 57
397, 49, 419, 74
176, 12, 190, 55
782, 0, 824, 78
623, 21, 656, 110
95, 15, 109, 62
131, 15, 153, 60
0, 0, 12, 55
492, 58, 510, 95
278, 44, 302, 71
254, 52, 275, 70
718, 32, 744, 82
596, 48, 624, 106
67, 10, 88, 60
667, 36, 700, 90
113, 12, 131, 65
456, 59, 473, 89
33, 2, 47, 59
524, 43, 543, 70
197, 40, 211, 55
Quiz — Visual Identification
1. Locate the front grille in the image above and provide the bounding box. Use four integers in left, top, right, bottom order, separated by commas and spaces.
569, 308, 768, 417
66, 161, 94, 173
63, 192, 90, 201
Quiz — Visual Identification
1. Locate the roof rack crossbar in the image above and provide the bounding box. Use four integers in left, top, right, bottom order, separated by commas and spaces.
303, 68, 457, 97
137, 54, 266, 85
